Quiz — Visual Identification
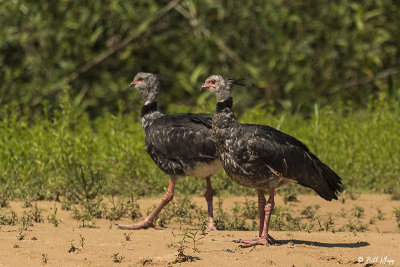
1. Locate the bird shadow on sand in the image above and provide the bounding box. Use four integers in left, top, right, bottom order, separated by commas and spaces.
276, 239, 369, 248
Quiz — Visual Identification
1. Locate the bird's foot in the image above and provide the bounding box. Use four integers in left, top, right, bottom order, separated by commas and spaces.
235, 235, 276, 248
207, 223, 217, 231
117, 221, 160, 230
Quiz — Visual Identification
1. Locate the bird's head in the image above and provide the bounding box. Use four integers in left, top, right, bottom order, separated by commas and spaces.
129, 72, 160, 104
202, 75, 244, 101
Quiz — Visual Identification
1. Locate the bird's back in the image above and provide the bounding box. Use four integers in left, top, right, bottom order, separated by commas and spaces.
144, 113, 221, 177
216, 121, 342, 200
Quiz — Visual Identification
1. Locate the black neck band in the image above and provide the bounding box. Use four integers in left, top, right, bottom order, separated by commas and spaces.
216, 97, 233, 113
141, 102, 158, 117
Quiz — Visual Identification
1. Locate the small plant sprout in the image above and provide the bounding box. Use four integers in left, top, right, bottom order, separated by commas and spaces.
180, 230, 204, 252
21, 197, 32, 208
376, 208, 385, 220
197, 211, 208, 236
47, 203, 59, 227
301, 206, 316, 219
339, 208, 347, 218
42, 253, 49, 264
112, 253, 124, 263
340, 219, 368, 232
323, 215, 334, 231
351, 206, 365, 218
369, 217, 377, 225
17, 231, 26, 241
123, 232, 132, 241
172, 234, 200, 264
0, 191, 9, 208
393, 207, 400, 229
31, 203, 44, 223
241, 197, 258, 220
0, 210, 18, 225
79, 234, 85, 248
68, 241, 77, 253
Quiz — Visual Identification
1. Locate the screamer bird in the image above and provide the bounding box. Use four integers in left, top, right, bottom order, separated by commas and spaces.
118, 72, 222, 231
202, 75, 342, 247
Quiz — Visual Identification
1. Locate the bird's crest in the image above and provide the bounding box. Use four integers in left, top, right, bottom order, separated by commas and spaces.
227, 78, 245, 87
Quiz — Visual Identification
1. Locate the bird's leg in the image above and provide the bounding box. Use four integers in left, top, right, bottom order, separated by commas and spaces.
117, 178, 176, 230
257, 189, 266, 237
204, 176, 217, 231
236, 189, 266, 243
238, 188, 276, 247
261, 188, 276, 243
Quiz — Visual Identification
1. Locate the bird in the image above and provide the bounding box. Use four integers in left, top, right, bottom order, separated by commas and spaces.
201, 75, 342, 247
117, 72, 222, 231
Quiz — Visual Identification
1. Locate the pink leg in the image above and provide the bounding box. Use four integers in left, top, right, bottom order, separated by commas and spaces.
257, 189, 266, 237
118, 178, 176, 230
261, 188, 276, 242
204, 177, 217, 231
239, 188, 276, 247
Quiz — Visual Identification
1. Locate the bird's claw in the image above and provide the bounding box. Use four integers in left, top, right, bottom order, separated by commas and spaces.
235, 235, 276, 248
116, 221, 161, 230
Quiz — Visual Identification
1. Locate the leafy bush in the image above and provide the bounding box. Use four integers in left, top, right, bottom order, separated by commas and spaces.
1, 87, 400, 199
1, 0, 399, 115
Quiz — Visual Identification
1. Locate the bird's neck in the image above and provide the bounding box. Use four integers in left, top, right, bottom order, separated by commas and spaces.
213, 97, 237, 130
141, 83, 159, 105
141, 101, 158, 117
216, 97, 233, 113
141, 101, 162, 132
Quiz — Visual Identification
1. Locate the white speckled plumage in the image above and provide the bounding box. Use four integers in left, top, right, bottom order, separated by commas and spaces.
133, 72, 222, 179
118, 72, 221, 231
203, 75, 342, 200
201, 74, 342, 246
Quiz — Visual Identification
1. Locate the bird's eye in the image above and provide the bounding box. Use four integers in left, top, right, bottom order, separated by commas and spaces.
136, 78, 143, 82
211, 80, 216, 84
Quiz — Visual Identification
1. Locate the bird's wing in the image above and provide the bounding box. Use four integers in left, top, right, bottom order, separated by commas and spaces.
145, 113, 217, 161
246, 124, 341, 200
245, 125, 308, 177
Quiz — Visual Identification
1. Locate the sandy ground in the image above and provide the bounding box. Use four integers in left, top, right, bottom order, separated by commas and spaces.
0, 194, 399, 267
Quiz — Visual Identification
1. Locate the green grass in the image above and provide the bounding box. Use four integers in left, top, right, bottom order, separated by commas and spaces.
0, 88, 399, 201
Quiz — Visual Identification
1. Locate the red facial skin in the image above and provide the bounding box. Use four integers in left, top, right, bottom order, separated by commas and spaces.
201, 79, 216, 90
129, 78, 143, 87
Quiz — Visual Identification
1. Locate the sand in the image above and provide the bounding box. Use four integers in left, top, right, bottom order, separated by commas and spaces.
0, 194, 399, 266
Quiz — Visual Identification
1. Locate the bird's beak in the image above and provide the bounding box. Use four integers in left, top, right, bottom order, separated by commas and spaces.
129, 81, 136, 87
201, 83, 208, 90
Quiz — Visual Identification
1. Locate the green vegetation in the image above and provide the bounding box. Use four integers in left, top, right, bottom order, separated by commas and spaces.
0, 196, 397, 234
0, 210, 18, 225
1, 0, 400, 114
351, 206, 365, 218
112, 253, 125, 263
68, 241, 77, 253
0, 1, 399, 201
47, 203, 59, 227
339, 219, 368, 232
1, 87, 399, 200
394, 207, 400, 229
123, 232, 132, 241
42, 253, 49, 264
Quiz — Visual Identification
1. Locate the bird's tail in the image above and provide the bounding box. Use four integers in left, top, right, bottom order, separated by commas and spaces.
298, 155, 342, 201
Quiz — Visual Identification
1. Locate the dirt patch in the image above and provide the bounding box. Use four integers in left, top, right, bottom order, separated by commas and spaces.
0, 194, 399, 266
